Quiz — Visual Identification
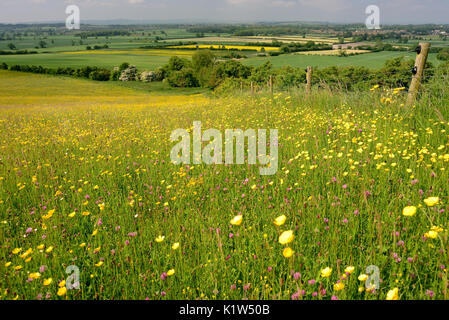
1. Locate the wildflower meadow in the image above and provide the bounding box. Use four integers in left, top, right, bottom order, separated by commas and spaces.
0, 67, 448, 301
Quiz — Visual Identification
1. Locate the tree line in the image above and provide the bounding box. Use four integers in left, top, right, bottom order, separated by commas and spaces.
0, 50, 437, 92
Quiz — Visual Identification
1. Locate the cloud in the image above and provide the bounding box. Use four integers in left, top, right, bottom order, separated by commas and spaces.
226, 0, 352, 10
1, 0, 449, 24
271, 1, 297, 7
227, 0, 297, 7
297, 0, 352, 12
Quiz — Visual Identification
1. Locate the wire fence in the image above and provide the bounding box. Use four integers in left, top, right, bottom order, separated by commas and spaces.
238, 66, 447, 96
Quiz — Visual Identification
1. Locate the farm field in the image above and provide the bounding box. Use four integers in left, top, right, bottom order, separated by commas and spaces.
169, 44, 279, 52
383, 37, 449, 49
0, 49, 440, 72
244, 51, 440, 69
0, 36, 139, 51
1, 69, 449, 300
0, 50, 175, 70
0, 29, 213, 51
0, 32, 342, 52
0, 70, 208, 106
293, 49, 371, 56
165, 35, 345, 45
246, 35, 344, 43
3, 28, 446, 73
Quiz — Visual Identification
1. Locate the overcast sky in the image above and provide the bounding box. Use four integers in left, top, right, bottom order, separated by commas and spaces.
0, 0, 448, 24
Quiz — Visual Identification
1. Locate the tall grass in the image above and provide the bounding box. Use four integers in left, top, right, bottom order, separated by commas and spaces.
0, 70, 448, 300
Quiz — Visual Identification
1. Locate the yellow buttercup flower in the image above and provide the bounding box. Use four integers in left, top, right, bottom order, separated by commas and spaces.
95, 261, 104, 267
20, 248, 33, 258
282, 247, 294, 258
167, 269, 175, 276
155, 235, 165, 243
43, 278, 53, 286
58, 280, 66, 287
172, 243, 180, 250
344, 266, 355, 274
36, 244, 45, 250
279, 230, 294, 245
68, 212, 76, 218
386, 288, 399, 300
29, 272, 41, 279
91, 229, 98, 236
230, 215, 243, 226
358, 274, 368, 281
431, 226, 443, 233
424, 230, 438, 239
334, 282, 345, 291
12, 248, 22, 254
273, 215, 287, 226
321, 267, 332, 278
42, 209, 55, 219
57, 286, 67, 296
402, 206, 417, 217
424, 197, 439, 207
45, 246, 53, 253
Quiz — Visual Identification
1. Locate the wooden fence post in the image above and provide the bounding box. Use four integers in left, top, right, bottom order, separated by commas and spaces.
251, 81, 254, 96
269, 75, 273, 95
306, 66, 313, 95
407, 42, 430, 106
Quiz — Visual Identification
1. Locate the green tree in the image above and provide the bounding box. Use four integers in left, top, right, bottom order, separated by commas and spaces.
167, 56, 190, 72
192, 50, 215, 72
167, 68, 199, 87
249, 61, 273, 84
